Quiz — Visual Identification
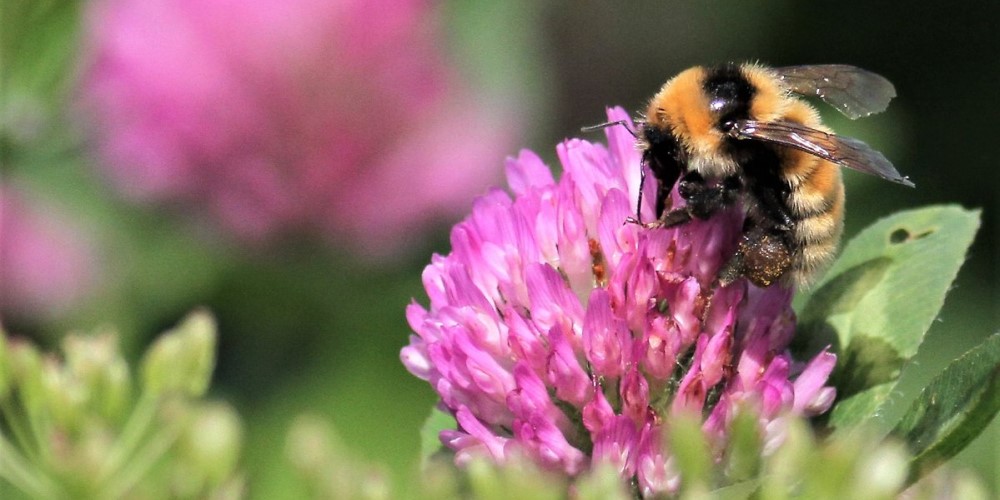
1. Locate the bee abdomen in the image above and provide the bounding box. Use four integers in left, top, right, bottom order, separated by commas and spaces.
788, 240, 840, 287
787, 169, 845, 287
793, 207, 842, 244
785, 156, 842, 216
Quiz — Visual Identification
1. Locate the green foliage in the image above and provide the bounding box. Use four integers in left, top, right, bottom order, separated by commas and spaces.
891, 333, 1000, 483
309, 402, 988, 500
668, 412, 712, 493
1, 0, 83, 160
0, 311, 243, 499
758, 419, 908, 500
0, 0, 81, 96
420, 406, 456, 464
287, 414, 579, 500
783, 204, 1000, 492
572, 462, 631, 500
793, 206, 981, 433
722, 408, 764, 482
285, 415, 390, 499
141, 312, 217, 398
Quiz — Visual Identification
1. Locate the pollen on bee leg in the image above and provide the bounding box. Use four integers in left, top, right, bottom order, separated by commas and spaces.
716, 251, 745, 288
718, 230, 793, 288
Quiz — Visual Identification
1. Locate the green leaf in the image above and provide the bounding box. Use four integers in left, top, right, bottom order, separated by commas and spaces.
792, 205, 980, 432
668, 413, 711, 492
574, 462, 631, 500
1, 0, 84, 156
1, 0, 82, 94
723, 408, 763, 482
420, 406, 455, 464
709, 480, 758, 499
466, 456, 566, 500
889, 333, 1000, 483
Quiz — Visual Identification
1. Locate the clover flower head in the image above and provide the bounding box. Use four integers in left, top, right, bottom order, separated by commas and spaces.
401, 107, 837, 495
79, 0, 519, 252
0, 185, 101, 319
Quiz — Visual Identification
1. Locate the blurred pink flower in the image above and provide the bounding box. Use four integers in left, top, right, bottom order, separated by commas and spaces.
401, 108, 837, 496
0, 185, 101, 320
79, 0, 519, 253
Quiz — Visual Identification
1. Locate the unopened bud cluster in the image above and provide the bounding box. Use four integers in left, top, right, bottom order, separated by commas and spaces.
0, 311, 243, 499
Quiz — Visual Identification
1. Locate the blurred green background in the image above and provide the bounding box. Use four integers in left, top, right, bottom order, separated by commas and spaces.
2, 0, 997, 496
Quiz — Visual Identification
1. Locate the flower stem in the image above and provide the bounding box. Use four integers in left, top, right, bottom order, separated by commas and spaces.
0, 432, 61, 498
97, 392, 158, 483
0, 398, 42, 465
98, 410, 187, 499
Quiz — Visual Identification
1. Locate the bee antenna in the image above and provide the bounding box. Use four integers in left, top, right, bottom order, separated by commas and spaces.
580, 119, 639, 139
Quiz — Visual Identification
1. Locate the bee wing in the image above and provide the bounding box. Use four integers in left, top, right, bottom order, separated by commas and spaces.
727, 119, 914, 187
774, 65, 896, 119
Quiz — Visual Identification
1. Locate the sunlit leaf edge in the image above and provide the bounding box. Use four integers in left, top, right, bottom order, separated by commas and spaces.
889, 332, 1000, 484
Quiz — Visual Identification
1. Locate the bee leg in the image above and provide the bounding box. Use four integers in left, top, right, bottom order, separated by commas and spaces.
717, 226, 793, 288
659, 207, 694, 227
654, 181, 671, 221
629, 164, 649, 225
629, 187, 697, 228
648, 172, 742, 229
626, 181, 677, 228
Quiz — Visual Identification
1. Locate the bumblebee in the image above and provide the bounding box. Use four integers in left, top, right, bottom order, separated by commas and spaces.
614, 63, 913, 288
